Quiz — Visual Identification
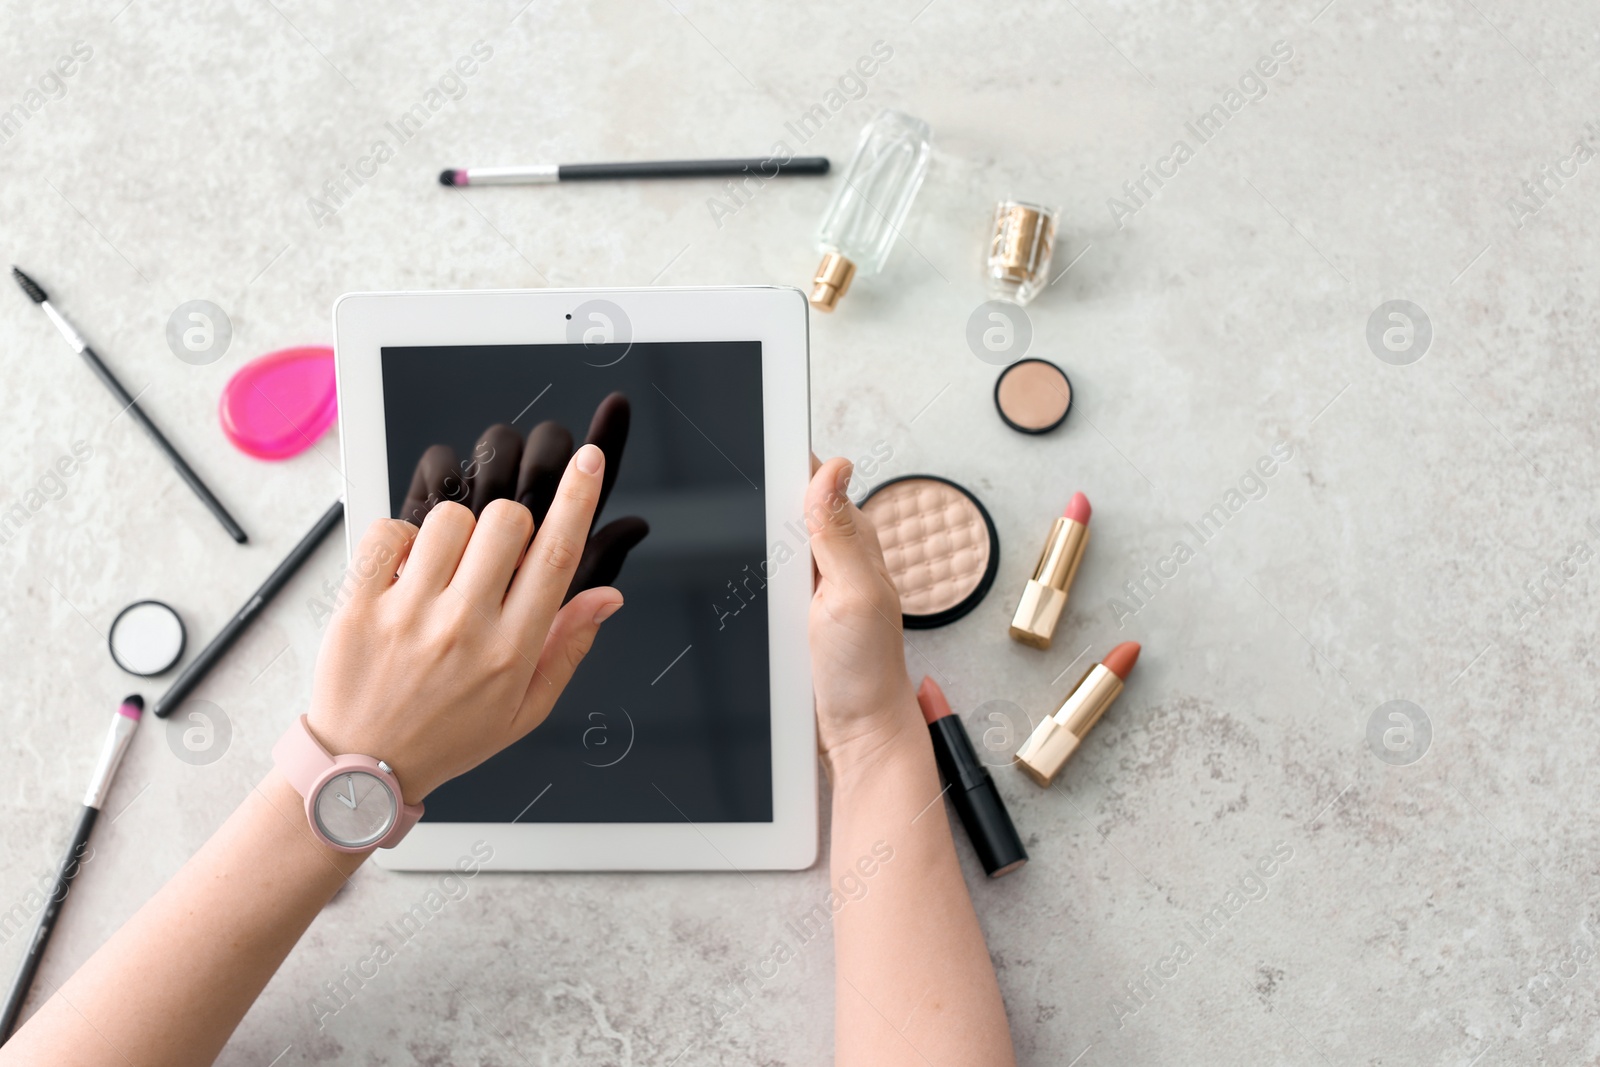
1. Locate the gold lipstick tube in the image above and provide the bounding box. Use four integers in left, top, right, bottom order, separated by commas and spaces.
1015, 663, 1123, 787
1009, 516, 1089, 649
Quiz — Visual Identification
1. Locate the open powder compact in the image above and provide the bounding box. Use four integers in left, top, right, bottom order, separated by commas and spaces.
108, 599, 186, 676
994, 358, 1073, 434
858, 475, 1000, 629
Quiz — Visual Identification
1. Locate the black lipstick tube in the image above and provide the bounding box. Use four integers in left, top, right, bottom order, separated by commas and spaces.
927, 717, 1028, 878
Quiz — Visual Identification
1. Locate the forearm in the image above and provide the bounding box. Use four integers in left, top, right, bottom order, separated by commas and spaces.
1, 771, 363, 1067
828, 706, 1017, 1067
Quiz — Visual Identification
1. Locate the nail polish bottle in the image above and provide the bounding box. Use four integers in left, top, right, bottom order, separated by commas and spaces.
985, 201, 1058, 306
809, 110, 932, 313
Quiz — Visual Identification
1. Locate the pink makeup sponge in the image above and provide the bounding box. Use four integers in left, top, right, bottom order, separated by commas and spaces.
219, 345, 337, 460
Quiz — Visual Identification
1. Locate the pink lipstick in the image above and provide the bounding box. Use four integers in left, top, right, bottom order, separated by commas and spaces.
1015, 642, 1140, 787
1009, 492, 1091, 649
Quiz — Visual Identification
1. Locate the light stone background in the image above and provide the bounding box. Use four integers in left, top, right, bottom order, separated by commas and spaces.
2, 1, 1598, 1064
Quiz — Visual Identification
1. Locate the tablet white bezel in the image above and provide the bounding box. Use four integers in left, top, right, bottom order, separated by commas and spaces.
333, 286, 816, 872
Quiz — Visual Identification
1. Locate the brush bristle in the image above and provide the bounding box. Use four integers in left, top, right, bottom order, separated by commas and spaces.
438, 169, 457, 186
12, 267, 47, 304
119, 693, 144, 721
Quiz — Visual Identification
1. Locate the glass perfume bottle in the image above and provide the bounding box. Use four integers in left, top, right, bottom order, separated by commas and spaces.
985, 200, 1058, 305
809, 110, 932, 312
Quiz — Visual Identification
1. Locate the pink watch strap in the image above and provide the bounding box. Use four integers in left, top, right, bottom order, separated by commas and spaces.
271, 715, 424, 850
272, 714, 335, 797
384, 792, 426, 849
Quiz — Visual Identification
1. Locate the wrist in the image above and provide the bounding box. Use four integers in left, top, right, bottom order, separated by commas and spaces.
303, 711, 431, 806
275, 715, 427, 851
820, 696, 930, 786
256, 771, 376, 871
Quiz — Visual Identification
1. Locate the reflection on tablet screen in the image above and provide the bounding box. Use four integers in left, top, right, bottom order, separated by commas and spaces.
381, 341, 772, 823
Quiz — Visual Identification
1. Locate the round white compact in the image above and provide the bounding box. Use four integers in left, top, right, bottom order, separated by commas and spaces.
108, 599, 186, 676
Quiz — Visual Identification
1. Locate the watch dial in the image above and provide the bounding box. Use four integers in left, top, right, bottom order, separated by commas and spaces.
313, 771, 397, 848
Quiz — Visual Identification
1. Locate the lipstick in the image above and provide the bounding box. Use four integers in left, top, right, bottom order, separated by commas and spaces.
1009, 492, 1091, 649
1015, 641, 1140, 787
917, 678, 1028, 878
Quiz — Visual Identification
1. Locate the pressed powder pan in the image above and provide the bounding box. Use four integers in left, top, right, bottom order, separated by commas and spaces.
859, 475, 1000, 629
108, 599, 186, 676
994, 358, 1072, 434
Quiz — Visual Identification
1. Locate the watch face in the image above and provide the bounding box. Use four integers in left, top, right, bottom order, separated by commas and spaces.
313, 771, 397, 848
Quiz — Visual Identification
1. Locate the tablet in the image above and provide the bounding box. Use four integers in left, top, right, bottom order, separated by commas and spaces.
334, 287, 816, 871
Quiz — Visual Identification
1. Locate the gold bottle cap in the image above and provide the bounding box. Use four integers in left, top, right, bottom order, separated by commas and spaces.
992, 204, 1046, 274
809, 252, 856, 312
986, 201, 1058, 305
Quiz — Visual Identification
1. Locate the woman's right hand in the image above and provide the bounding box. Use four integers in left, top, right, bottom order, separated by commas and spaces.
306, 443, 624, 806
805, 455, 924, 779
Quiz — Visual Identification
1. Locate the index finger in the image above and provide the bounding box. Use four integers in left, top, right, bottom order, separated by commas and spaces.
515, 420, 573, 524
502, 442, 605, 646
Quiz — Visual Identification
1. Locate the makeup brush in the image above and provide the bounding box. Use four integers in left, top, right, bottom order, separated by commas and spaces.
0, 695, 143, 1042
439, 155, 830, 186
152, 499, 344, 718
11, 267, 248, 544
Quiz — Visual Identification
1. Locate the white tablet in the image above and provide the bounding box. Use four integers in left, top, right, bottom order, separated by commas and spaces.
333, 287, 816, 871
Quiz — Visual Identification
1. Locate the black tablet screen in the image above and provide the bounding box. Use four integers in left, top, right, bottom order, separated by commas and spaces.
379, 341, 772, 823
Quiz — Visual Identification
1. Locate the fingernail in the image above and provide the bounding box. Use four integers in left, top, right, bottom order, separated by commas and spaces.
834, 462, 854, 497
592, 598, 623, 624
576, 443, 603, 475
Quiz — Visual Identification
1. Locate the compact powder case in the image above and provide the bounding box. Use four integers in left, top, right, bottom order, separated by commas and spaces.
858, 475, 1000, 629
994, 358, 1073, 434
108, 599, 186, 676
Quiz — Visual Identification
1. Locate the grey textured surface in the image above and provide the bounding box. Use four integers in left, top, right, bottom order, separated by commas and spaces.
2, 1, 1598, 1064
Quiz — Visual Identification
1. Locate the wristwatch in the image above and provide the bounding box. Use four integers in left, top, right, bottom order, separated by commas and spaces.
272, 715, 424, 852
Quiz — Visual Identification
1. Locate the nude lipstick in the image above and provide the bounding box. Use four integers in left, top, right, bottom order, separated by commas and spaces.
1015, 641, 1140, 787
917, 678, 1028, 878
1009, 492, 1091, 649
